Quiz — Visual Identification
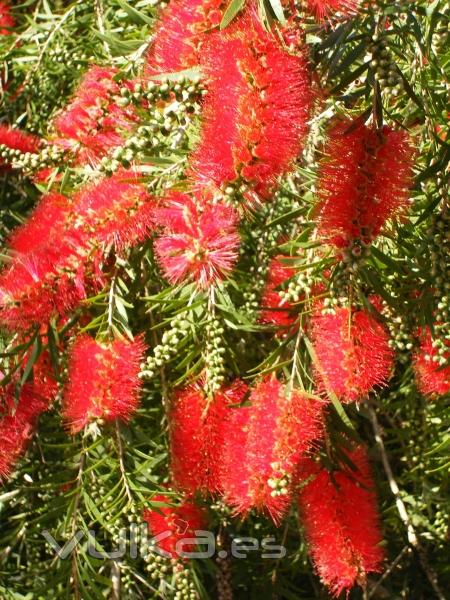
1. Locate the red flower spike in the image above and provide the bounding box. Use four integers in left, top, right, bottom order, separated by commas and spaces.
190, 11, 311, 201
221, 378, 323, 523
298, 446, 384, 597
304, 0, 360, 21
0, 125, 40, 166
32, 351, 59, 404
216, 396, 251, 509
52, 66, 138, 166
142, 494, 207, 559
72, 172, 155, 253
0, 383, 48, 481
0, 229, 92, 330
310, 306, 394, 402
0, 2, 14, 35
154, 192, 240, 288
145, 0, 226, 74
169, 380, 249, 496
316, 122, 414, 251
62, 335, 147, 434
259, 257, 297, 329
0, 173, 154, 330
8, 193, 72, 255
413, 327, 450, 397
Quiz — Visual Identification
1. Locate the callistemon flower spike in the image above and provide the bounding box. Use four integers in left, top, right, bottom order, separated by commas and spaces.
0, 226, 91, 330
298, 446, 384, 597
0, 173, 154, 330
72, 171, 155, 253
145, 0, 226, 74
62, 334, 147, 434
259, 257, 297, 330
310, 304, 394, 402
52, 65, 138, 165
221, 378, 323, 523
302, 0, 362, 21
142, 494, 207, 559
0, 1, 14, 35
316, 121, 414, 255
190, 10, 311, 203
413, 327, 450, 397
0, 124, 40, 166
169, 380, 249, 495
154, 191, 240, 288
7, 192, 72, 255
0, 383, 49, 481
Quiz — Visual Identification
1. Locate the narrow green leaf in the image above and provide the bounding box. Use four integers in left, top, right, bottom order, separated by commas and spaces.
20, 336, 42, 387
267, 0, 285, 23
220, 0, 245, 29
116, 0, 154, 25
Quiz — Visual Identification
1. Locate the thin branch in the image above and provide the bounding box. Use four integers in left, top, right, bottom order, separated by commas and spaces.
115, 419, 133, 504
111, 560, 121, 600
71, 445, 86, 600
369, 406, 445, 600
367, 545, 411, 599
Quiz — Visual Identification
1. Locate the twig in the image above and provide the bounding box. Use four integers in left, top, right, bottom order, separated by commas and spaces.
271, 520, 289, 585
94, 0, 112, 59
115, 419, 133, 504
71, 445, 86, 600
111, 560, 121, 600
22, 4, 79, 91
367, 545, 410, 599
369, 406, 445, 600
107, 272, 117, 338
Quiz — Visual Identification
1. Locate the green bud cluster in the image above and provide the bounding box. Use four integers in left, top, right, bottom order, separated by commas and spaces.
116, 77, 204, 108
370, 35, 404, 95
267, 462, 290, 498
387, 314, 414, 363
8, 144, 64, 173
428, 211, 450, 295
278, 268, 317, 304
140, 315, 191, 378
99, 78, 204, 174
145, 556, 197, 600
204, 316, 226, 395
427, 209, 450, 360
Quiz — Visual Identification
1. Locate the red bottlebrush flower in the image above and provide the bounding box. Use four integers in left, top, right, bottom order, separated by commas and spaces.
0, 229, 92, 330
62, 335, 146, 434
0, 125, 40, 166
0, 383, 48, 481
72, 171, 155, 252
190, 11, 311, 201
310, 306, 394, 402
52, 66, 138, 165
169, 380, 248, 496
316, 121, 414, 252
221, 378, 322, 523
0, 173, 154, 330
33, 351, 58, 404
8, 193, 71, 255
298, 446, 384, 596
154, 192, 240, 288
145, 0, 226, 74
143, 494, 207, 558
259, 257, 297, 329
0, 2, 14, 35
413, 327, 450, 397
304, 0, 360, 21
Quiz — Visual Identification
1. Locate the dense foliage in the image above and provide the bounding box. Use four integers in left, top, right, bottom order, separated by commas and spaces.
0, 1, 449, 599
